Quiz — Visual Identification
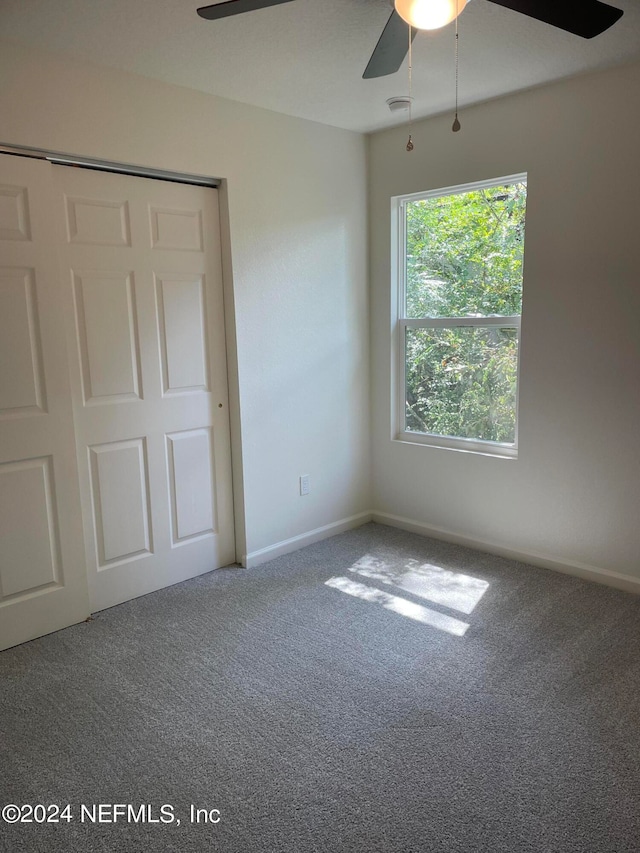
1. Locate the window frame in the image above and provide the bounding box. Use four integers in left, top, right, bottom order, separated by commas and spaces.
392, 174, 527, 459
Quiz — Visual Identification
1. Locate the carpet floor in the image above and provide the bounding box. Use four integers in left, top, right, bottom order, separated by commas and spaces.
1, 522, 640, 852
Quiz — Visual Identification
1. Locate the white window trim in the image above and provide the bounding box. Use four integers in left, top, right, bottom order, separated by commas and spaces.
391, 173, 527, 459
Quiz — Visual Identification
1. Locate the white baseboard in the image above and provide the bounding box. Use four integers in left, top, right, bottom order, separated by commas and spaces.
242, 508, 640, 595
372, 511, 640, 595
243, 511, 373, 569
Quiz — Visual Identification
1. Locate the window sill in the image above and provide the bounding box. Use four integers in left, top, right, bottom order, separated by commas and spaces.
395, 432, 518, 460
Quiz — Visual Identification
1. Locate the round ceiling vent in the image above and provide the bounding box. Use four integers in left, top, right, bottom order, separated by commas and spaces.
386, 96, 413, 113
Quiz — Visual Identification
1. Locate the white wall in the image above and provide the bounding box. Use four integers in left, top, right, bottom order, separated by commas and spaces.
369, 61, 640, 582
4, 40, 638, 585
0, 40, 370, 561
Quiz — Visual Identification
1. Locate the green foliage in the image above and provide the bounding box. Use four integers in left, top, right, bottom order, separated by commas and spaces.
406, 327, 518, 442
404, 183, 526, 443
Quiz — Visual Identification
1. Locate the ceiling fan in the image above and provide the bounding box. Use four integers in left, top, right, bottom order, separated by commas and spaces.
196, 0, 624, 79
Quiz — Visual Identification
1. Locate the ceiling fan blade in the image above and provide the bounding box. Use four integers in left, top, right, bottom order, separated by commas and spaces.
486, 0, 623, 39
363, 11, 417, 79
197, 0, 295, 21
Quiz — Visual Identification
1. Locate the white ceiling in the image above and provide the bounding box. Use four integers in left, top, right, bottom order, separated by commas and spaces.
1, 0, 639, 133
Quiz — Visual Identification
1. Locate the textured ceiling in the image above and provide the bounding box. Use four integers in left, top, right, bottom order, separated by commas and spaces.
1, 0, 639, 133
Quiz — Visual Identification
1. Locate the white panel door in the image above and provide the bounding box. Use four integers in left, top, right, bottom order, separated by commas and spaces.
0, 154, 90, 650
54, 166, 235, 611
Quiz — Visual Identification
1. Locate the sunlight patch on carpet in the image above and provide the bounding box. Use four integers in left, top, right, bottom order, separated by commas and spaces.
347, 554, 489, 615
325, 576, 470, 636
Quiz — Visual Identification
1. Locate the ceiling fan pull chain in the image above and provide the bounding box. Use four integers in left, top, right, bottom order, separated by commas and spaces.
452, 1, 461, 132
406, 25, 414, 151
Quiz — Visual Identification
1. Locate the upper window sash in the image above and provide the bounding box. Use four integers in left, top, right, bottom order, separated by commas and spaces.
397, 172, 527, 322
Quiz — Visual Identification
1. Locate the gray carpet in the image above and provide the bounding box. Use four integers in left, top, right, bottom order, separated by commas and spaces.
1, 522, 640, 853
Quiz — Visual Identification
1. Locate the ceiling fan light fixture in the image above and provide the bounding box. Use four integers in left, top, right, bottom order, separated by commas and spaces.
394, 0, 467, 30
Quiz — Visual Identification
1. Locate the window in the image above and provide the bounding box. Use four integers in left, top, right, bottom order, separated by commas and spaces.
394, 175, 527, 457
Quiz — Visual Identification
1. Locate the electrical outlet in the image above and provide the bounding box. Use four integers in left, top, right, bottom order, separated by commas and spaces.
299, 475, 310, 496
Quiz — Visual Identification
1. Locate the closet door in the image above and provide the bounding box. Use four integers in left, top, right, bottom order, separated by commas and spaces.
0, 154, 90, 650
54, 166, 235, 612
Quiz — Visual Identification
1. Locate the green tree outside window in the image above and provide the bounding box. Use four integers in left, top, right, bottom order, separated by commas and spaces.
403, 180, 527, 445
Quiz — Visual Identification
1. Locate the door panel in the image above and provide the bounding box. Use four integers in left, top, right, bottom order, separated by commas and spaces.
167, 427, 216, 544
0, 155, 90, 651
0, 267, 47, 415
89, 438, 153, 566
72, 269, 142, 403
54, 166, 235, 612
0, 456, 61, 595
156, 273, 210, 393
